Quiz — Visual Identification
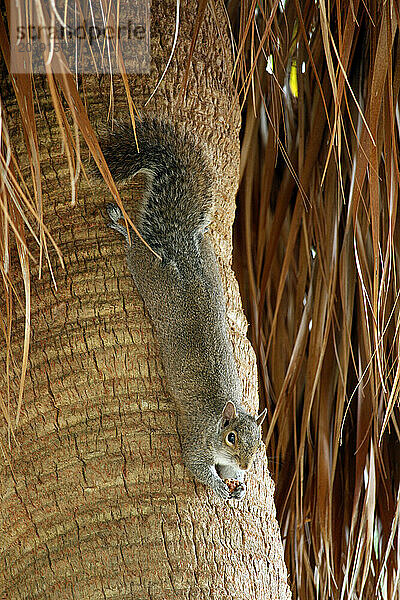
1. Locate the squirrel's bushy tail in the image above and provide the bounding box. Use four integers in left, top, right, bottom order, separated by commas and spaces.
96, 117, 214, 260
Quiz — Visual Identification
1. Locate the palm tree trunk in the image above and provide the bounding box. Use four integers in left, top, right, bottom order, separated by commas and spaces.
0, 1, 291, 598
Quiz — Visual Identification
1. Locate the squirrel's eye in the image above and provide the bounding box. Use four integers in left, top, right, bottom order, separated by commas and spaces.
226, 432, 236, 447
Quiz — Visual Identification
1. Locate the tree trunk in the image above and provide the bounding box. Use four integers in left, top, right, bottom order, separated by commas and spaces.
0, 1, 291, 598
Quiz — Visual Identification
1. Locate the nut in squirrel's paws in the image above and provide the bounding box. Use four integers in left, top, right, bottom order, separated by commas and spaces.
224, 479, 246, 500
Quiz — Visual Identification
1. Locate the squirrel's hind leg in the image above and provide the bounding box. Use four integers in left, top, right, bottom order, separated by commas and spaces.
106, 203, 131, 242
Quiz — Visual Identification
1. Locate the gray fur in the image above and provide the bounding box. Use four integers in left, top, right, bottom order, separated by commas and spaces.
100, 117, 266, 500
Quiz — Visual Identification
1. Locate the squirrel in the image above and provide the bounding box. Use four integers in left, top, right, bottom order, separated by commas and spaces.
95, 116, 266, 500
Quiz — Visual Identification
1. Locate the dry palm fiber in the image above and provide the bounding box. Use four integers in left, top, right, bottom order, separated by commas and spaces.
231, 0, 400, 598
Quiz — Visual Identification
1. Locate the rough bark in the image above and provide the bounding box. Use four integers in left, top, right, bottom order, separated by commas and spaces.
0, 1, 291, 598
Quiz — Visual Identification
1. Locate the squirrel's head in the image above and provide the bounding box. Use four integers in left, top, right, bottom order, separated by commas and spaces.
215, 401, 267, 470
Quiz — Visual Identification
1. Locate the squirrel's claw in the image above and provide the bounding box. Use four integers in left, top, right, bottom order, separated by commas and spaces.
106, 203, 130, 242
106, 202, 123, 222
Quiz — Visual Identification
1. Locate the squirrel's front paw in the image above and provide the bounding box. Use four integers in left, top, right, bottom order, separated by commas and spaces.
212, 478, 231, 501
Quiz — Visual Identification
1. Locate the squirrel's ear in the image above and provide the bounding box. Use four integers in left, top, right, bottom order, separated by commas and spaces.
222, 401, 237, 425
256, 408, 267, 427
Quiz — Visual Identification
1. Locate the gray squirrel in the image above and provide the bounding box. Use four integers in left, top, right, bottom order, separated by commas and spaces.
96, 117, 266, 500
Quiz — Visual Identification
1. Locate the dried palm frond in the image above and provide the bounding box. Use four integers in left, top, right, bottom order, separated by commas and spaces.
231, 0, 400, 598
0, 0, 145, 433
